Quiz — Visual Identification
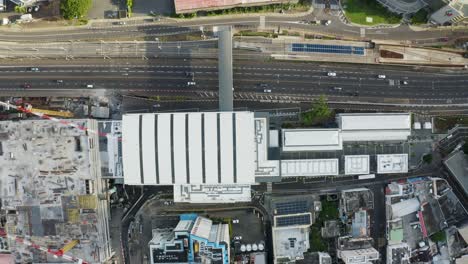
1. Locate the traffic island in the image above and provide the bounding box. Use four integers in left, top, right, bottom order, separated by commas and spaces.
378, 45, 468, 66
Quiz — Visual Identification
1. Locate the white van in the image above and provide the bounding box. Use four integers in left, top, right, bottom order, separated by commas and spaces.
378, 74, 386, 79
86, 84, 94, 88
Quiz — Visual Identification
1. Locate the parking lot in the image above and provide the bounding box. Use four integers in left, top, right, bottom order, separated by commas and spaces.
208, 209, 265, 245
132, 0, 174, 16
88, 0, 122, 19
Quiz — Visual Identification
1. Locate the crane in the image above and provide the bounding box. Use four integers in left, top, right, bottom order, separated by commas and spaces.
22, 103, 74, 118
1, 233, 89, 264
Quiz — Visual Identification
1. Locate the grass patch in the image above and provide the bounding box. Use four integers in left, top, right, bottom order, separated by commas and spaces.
411, 9, 428, 25
343, 0, 401, 25
310, 226, 327, 251
433, 116, 468, 133
309, 200, 339, 252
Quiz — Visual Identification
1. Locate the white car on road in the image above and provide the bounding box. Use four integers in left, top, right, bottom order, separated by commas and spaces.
378, 74, 386, 79
327, 72, 336, 77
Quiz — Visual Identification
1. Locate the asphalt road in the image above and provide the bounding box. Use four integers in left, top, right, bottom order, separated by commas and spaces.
0, 12, 466, 42
0, 59, 467, 104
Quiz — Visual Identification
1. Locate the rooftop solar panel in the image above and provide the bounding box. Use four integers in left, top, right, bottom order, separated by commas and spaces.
275, 214, 311, 227
291, 43, 365, 56
275, 200, 308, 215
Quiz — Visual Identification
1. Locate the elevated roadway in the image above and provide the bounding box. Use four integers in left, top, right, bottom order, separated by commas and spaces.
0, 59, 466, 104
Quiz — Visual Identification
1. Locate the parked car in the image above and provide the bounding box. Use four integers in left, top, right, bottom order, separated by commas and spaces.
232, 219, 240, 224
29, 67, 39, 72
378, 74, 386, 79
327, 72, 336, 77
234, 236, 242, 240
263, 89, 272, 93
187, 81, 196, 86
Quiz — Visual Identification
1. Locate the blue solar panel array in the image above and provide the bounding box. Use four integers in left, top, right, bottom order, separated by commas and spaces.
276, 214, 311, 227
275, 201, 308, 215
291, 43, 365, 56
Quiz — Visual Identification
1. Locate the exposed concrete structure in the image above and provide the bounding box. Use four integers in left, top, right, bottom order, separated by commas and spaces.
0, 119, 111, 263
218, 26, 234, 112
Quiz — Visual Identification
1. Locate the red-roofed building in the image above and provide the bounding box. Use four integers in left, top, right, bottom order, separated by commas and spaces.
174, 0, 298, 14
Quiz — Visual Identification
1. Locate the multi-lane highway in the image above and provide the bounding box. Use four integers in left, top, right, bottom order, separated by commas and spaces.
0, 59, 467, 104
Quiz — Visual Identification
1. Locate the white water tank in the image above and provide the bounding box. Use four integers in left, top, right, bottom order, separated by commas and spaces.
240, 244, 246, 252
252, 243, 258, 251
258, 243, 264, 251
246, 244, 252, 252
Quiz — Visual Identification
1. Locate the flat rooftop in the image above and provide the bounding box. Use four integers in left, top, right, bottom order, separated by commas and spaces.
345, 155, 370, 175
377, 154, 408, 174
282, 129, 342, 151
281, 159, 339, 177
122, 112, 256, 185
338, 113, 411, 142
444, 151, 468, 196
0, 119, 109, 263
273, 226, 310, 261
338, 113, 411, 131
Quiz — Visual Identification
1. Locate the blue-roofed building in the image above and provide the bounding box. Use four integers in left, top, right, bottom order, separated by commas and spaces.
149, 214, 230, 264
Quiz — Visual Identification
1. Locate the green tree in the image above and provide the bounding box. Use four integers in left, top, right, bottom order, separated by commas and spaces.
302, 95, 332, 126
14, 5, 27, 14
60, 0, 92, 19
422, 154, 433, 164
462, 143, 468, 155
431, 231, 446, 242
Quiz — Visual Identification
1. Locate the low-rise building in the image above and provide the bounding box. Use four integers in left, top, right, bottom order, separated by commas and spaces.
149, 214, 230, 264
121, 111, 412, 203
387, 243, 411, 264
268, 196, 317, 263
337, 236, 379, 264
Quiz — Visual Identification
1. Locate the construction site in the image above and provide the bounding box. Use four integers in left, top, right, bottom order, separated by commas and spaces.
0, 117, 112, 263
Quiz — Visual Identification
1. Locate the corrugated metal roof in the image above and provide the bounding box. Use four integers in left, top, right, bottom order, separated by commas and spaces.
122, 112, 256, 186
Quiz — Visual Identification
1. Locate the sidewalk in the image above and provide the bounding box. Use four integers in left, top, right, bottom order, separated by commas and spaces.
0, 6, 314, 33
